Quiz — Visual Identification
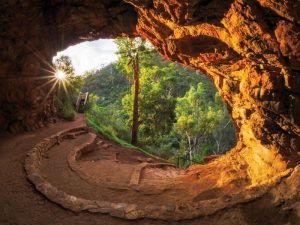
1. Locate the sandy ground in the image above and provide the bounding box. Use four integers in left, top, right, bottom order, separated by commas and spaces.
0, 116, 297, 225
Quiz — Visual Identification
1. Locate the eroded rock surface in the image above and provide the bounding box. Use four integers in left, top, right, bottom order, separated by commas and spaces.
125, 0, 300, 170
0, 0, 137, 132
24, 125, 299, 221
0, 0, 300, 223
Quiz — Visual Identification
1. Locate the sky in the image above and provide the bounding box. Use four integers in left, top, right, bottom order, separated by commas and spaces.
53, 39, 118, 75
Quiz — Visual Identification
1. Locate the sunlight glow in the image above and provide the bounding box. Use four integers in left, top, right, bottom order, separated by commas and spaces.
53, 39, 118, 75
55, 70, 66, 80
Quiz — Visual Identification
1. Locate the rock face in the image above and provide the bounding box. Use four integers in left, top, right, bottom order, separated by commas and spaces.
124, 0, 300, 179
0, 0, 300, 221
0, 0, 137, 132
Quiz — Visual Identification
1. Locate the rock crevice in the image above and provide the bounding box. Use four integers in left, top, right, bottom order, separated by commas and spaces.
0, 0, 299, 220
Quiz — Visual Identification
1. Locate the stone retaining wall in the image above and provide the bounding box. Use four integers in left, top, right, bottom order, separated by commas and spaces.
25, 127, 296, 220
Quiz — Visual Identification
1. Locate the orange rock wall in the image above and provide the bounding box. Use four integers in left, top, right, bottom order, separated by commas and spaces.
0, 0, 299, 173
125, 0, 300, 171
0, 0, 137, 132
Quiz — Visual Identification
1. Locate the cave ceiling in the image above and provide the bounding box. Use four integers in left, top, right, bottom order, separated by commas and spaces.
0, 0, 299, 173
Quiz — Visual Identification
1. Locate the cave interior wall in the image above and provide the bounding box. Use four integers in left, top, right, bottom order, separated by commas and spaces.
0, 0, 299, 182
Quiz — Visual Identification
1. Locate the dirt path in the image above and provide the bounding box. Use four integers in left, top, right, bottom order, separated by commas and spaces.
0, 115, 295, 225
0, 116, 192, 225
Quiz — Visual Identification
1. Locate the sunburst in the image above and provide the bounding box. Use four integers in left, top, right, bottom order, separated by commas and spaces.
38, 68, 71, 107
55, 70, 66, 80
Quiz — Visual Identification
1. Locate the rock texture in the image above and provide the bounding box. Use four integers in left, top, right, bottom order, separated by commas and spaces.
0, 0, 137, 132
124, 0, 300, 179
24, 124, 299, 221
1, 0, 300, 222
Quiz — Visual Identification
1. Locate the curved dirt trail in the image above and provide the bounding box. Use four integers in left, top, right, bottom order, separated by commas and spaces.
0, 116, 297, 225
0, 116, 186, 225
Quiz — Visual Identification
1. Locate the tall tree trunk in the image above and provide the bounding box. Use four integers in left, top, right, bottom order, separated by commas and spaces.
185, 131, 193, 163
131, 54, 139, 145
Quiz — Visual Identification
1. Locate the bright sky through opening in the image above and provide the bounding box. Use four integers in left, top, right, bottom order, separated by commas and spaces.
55, 70, 66, 80
53, 39, 118, 75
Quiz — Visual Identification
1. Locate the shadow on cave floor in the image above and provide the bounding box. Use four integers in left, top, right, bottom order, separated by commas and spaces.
0, 115, 298, 224
24, 115, 251, 217
39, 128, 249, 206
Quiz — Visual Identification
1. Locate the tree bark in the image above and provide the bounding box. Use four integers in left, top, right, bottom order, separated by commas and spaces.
185, 131, 193, 163
131, 54, 139, 145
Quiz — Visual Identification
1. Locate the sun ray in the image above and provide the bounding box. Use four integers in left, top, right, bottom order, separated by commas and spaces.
55, 70, 66, 80
0, 75, 58, 81
61, 79, 70, 100
41, 67, 58, 75
35, 77, 57, 90
41, 79, 59, 107
25, 43, 56, 70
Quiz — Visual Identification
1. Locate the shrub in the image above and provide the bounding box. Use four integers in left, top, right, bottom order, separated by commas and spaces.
61, 103, 76, 121
54, 95, 76, 121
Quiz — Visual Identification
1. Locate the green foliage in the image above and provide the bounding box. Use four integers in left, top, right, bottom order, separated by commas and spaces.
54, 94, 76, 121
120, 52, 207, 150
115, 37, 151, 77
61, 102, 76, 120
53, 55, 84, 120
173, 83, 236, 165
86, 109, 160, 159
174, 83, 217, 139
54, 55, 75, 78
84, 64, 130, 106
115, 37, 154, 144
86, 103, 130, 141
83, 38, 236, 167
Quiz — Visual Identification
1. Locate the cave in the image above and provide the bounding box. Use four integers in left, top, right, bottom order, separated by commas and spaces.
0, 0, 300, 224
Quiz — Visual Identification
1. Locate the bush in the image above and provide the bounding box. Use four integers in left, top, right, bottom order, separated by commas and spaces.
85, 103, 130, 141
61, 103, 76, 121
54, 95, 77, 121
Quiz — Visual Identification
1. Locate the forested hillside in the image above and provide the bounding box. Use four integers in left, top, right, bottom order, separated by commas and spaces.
82, 38, 236, 167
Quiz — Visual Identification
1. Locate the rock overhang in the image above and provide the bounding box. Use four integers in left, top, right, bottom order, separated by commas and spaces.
0, 0, 299, 193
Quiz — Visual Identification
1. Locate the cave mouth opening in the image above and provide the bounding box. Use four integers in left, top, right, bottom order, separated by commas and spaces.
22, 30, 296, 219
1, 0, 299, 222
51, 37, 237, 168
21, 38, 252, 220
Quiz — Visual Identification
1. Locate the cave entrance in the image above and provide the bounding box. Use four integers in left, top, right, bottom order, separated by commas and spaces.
1, 0, 300, 222
52, 38, 236, 167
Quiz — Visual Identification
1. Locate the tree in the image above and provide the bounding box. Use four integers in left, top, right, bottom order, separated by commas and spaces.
173, 83, 224, 164
84, 63, 130, 106
122, 65, 176, 142
115, 37, 150, 145
83, 44, 236, 166
120, 51, 208, 153
54, 55, 75, 79
53, 55, 82, 120
210, 93, 236, 154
